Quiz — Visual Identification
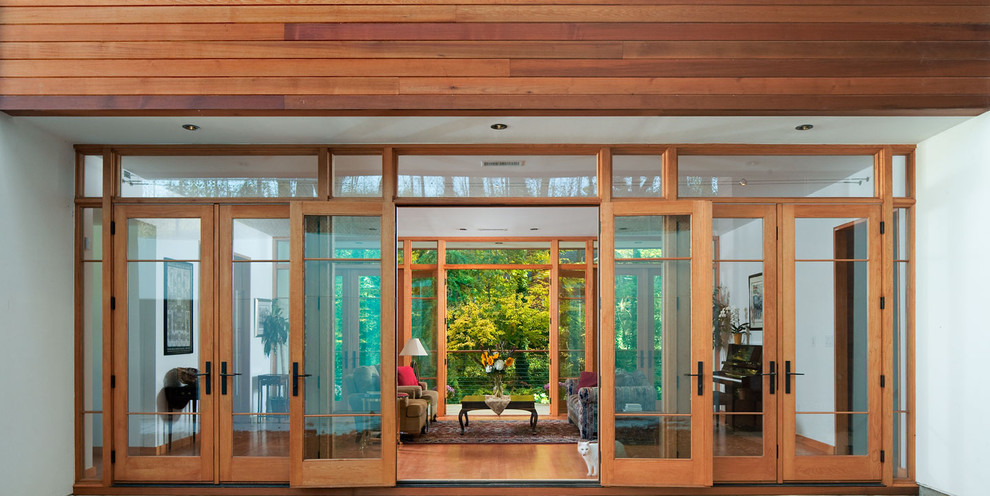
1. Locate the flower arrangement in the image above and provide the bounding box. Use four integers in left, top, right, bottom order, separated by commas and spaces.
445, 384, 455, 399
479, 342, 515, 397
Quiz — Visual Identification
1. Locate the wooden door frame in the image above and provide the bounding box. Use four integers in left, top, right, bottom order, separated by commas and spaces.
111, 204, 216, 482
217, 204, 291, 482
780, 204, 882, 482
288, 201, 396, 488
710, 204, 779, 483
601, 200, 713, 488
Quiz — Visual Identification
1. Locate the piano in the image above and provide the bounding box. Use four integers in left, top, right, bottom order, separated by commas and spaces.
713, 344, 762, 430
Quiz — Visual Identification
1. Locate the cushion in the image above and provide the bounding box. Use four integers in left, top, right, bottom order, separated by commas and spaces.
397, 366, 419, 386
578, 371, 598, 389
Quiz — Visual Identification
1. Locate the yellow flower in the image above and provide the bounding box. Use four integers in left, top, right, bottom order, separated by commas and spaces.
493, 352, 499, 359
505, 357, 514, 367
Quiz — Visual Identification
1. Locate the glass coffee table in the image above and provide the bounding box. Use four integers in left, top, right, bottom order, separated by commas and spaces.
458, 394, 538, 434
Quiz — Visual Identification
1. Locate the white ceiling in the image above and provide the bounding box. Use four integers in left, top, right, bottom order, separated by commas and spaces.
17, 115, 976, 145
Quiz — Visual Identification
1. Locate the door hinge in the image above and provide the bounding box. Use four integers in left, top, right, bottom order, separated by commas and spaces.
110, 450, 116, 464
110, 221, 116, 235
880, 297, 885, 310
881, 374, 886, 388
110, 297, 116, 310
880, 221, 885, 235
880, 450, 885, 463
110, 375, 116, 388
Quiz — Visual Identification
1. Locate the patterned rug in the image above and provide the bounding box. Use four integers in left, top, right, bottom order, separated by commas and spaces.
403, 418, 580, 444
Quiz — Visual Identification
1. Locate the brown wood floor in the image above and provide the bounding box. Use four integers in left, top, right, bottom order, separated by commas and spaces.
398, 443, 591, 480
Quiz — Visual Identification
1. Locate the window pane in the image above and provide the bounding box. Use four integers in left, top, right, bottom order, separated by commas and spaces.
795, 413, 869, 456
893, 412, 909, 478
894, 208, 909, 260
411, 241, 438, 264
613, 155, 663, 198
303, 416, 382, 460
82, 208, 103, 260
893, 262, 909, 412
80, 413, 103, 481
304, 216, 381, 259
893, 155, 908, 197
126, 218, 201, 260
83, 155, 103, 197
446, 243, 550, 264
233, 219, 290, 260
333, 154, 382, 198
615, 216, 690, 258
714, 218, 763, 260
82, 262, 103, 412
714, 414, 763, 456
616, 416, 691, 459
121, 155, 318, 198
559, 241, 587, 264
398, 155, 597, 198
678, 155, 874, 198
128, 414, 201, 456
232, 262, 289, 414
795, 217, 868, 260
410, 271, 438, 388
231, 414, 289, 457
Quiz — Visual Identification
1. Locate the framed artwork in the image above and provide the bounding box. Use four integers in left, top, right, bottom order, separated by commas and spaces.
255, 298, 273, 337
748, 273, 764, 330
164, 260, 194, 355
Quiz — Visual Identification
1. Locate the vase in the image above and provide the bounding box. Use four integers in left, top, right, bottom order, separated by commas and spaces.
484, 394, 511, 415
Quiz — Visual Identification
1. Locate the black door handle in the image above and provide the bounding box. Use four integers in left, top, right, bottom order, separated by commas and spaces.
219, 362, 242, 395
682, 361, 704, 396
293, 361, 312, 397
195, 361, 212, 395
766, 361, 777, 395
785, 360, 804, 394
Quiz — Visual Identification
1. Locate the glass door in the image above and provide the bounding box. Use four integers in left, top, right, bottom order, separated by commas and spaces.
218, 205, 291, 481
780, 204, 882, 481
711, 205, 778, 482
601, 201, 713, 487
289, 202, 396, 487
112, 205, 215, 481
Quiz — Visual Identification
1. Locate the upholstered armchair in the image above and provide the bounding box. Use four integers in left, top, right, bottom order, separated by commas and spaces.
397, 395, 429, 436
396, 366, 438, 422
564, 377, 598, 440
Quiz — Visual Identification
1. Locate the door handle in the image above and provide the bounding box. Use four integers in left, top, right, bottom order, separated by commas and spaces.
293, 361, 312, 397
219, 361, 242, 396
682, 361, 704, 396
195, 361, 212, 395
785, 360, 804, 394
766, 361, 777, 395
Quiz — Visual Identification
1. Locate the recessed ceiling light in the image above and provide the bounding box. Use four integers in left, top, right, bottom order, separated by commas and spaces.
738, 178, 748, 186
181, 124, 200, 131
530, 227, 539, 231
795, 124, 814, 131
494, 241, 504, 245
490, 123, 508, 130
458, 228, 468, 231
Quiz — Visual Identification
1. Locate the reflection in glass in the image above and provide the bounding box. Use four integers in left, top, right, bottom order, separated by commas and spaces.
232, 262, 290, 414
411, 241, 437, 264
614, 260, 691, 414
615, 416, 691, 459
304, 416, 382, 460
84, 155, 104, 197
126, 261, 201, 414
333, 154, 383, 198
794, 261, 869, 413
678, 155, 874, 198
615, 216, 691, 258
304, 261, 381, 416
795, 414, 868, 456
397, 155, 597, 198
559, 241, 587, 263
795, 218, 868, 260
231, 414, 290, 457
126, 218, 201, 260
411, 272, 438, 388
127, 414, 201, 456
558, 271, 586, 415
304, 216, 381, 259
120, 155, 318, 198
893, 412, 909, 478
613, 155, 663, 198
82, 208, 103, 260
713, 414, 763, 456
894, 262, 909, 412
83, 262, 103, 412
81, 413, 103, 480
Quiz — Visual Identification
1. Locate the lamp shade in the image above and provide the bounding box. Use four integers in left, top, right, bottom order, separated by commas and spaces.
399, 337, 428, 357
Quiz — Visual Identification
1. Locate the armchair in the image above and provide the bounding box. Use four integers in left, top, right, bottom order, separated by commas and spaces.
397, 366, 438, 422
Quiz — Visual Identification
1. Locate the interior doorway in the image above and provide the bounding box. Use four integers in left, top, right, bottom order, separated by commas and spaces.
395, 206, 600, 481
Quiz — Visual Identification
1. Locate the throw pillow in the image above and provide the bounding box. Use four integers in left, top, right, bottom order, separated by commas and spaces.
397, 366, 419, 386
578, 371, 598, 389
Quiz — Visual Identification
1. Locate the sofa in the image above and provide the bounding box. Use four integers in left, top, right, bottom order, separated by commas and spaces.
564, 369, 657, 441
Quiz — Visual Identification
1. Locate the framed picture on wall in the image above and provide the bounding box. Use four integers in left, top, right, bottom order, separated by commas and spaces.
748, 273, 764, 330
164, 260, 194, 355
255, 298, 273, 337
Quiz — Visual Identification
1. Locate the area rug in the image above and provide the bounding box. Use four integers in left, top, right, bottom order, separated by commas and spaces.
403, 418, 580, 444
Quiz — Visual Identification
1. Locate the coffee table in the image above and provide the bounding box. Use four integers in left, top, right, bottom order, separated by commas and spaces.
458, 394, 538, 434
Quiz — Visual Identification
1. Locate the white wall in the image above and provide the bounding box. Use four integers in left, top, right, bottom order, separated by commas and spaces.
0, 114, 76, 496
916, 111, 990, 496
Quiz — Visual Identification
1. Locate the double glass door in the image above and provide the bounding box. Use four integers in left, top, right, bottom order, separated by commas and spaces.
603, 202, 883, 486
113, 205, 292, 482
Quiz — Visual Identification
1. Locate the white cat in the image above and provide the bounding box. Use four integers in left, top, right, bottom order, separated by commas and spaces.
577, 440, 598, 477
577, 440, 628, 477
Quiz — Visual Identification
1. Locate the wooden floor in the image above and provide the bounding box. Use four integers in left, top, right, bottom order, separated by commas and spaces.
398, 443, 591, 480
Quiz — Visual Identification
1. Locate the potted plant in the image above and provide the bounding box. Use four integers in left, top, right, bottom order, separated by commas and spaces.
260, 303, 289, 412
